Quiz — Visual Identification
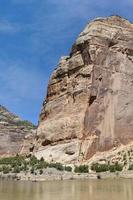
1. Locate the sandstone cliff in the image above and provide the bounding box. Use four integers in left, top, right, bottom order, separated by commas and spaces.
0, 105, 36, 156
36, 16, 133, 164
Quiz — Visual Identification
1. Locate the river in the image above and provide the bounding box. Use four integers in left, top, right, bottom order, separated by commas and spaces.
0, 179, 133, 200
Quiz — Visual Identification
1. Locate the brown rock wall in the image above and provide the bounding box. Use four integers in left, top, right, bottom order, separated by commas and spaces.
36, 16, 133, 163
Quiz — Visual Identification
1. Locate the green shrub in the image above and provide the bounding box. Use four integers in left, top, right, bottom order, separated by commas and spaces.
91, 163, 109, 172
129, 164, 133, 170
13, 166, 21, 173
109, 165, 116, 172
49, 162, 64, 171
42, 161, 49, 168
0, 155, 25, 166
114, 163, 123, 171
74, 165, 89, 173
64, 166, 72, 172
2, 166, 11, 174
91, 163, 123, 173
35, 160, 49, 170
0, 155, 71, 174
15, 120, 36, 129
23, 161, 29, 171
39, 169, 43, 175
36, 163, 44, 170
30, 156, 38, 166
55, 163, 64, 171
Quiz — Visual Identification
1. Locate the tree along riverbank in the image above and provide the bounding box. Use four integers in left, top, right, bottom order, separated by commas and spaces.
0, 155, 133, 181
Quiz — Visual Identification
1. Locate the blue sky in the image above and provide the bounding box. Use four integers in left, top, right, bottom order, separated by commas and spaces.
0, 0, 133, 124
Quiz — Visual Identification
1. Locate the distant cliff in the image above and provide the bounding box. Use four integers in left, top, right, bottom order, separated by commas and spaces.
0, 105, 36, 156
35, 16, 133, 164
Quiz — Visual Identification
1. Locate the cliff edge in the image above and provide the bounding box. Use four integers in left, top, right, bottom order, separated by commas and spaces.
36, 16, 133, 164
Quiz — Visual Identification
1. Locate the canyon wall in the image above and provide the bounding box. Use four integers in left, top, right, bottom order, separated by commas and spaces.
36, 16, 133, 163
0, 105, 36, 156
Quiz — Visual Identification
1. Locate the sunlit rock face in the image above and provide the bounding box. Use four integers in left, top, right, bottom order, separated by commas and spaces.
0, 105, 36, 157
36, 16, 133, 163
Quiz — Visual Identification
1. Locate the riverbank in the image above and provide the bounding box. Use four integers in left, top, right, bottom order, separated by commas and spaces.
1, 169, 133, 182
1, 155, 133, 182
0, 168, 97, 181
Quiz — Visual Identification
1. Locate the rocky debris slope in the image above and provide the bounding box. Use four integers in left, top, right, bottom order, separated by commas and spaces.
0, 105, 36, 156
36, 16, 133, 164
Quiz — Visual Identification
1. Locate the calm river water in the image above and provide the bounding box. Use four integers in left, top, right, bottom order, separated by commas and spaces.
0, 179, 133, 200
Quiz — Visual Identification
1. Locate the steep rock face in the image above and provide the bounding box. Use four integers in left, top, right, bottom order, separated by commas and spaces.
36, 16, 133, 163
0, 105, 36, 157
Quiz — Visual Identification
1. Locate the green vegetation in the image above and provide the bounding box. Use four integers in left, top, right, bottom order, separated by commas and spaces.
2, 166, 11, 174
114, 163, 123, 171
39, 169, 43, 175
1, 155, 130, 176
91, 163, 123, 173
91, 163, 109, 172
49, 162, 64, 171
64, 166, 72, 172
74, 165, 89, 173
128, 164, 133, 170
15, 120, 36, 129
30, 167, 35, 174
13, 166, 21, 174
0, 155, 73, 175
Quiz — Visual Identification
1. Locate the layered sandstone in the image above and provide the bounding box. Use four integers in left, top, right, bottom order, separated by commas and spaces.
36, 16, 133, 164
0, 105, 36, 156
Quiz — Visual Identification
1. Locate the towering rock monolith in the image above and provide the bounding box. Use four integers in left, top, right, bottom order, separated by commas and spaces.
36, 16, 133, 164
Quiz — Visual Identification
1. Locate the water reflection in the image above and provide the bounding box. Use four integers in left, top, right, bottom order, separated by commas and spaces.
0, 179, 133, 200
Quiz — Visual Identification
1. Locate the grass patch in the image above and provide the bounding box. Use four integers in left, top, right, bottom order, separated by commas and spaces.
74, 165, 89, 173
91, 163, 123, 173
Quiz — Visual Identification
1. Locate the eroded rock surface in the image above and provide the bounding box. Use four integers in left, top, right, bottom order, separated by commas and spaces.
0, 105, 36, 156
36, 16, 133, 163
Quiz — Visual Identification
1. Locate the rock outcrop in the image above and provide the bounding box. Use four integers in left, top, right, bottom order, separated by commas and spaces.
0, 105, 36, 157
36, 16, 133, 164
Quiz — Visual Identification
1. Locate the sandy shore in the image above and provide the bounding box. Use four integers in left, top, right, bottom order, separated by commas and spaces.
1, 168, 133, 181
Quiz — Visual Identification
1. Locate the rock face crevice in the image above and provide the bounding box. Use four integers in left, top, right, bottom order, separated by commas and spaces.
36, 16, 133, 164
